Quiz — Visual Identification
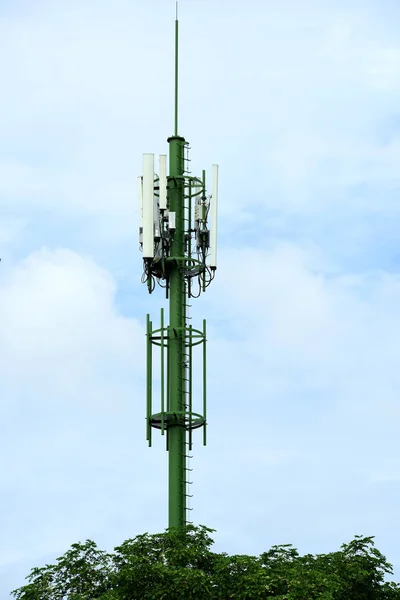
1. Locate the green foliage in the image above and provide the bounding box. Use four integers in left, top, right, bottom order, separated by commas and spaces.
12, 540, 113, 600
12, 527, 400, 600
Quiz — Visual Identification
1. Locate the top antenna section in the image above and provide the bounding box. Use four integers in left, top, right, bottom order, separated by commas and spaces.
174, 3, 179, 136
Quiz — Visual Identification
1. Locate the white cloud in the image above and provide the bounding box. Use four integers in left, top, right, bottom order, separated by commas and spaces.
1, 0, 400, 596
0, 249, 156, 576
2, 242, 400, 592
192, 241, 400, 557
0, 0, 398, 223
367, 49, 400, 91
0, 248, 142, 380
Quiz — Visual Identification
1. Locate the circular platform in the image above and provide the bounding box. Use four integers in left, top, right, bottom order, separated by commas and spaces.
150, 411, 205, 430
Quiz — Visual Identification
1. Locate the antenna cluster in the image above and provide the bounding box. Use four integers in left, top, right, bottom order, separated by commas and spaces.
138, 155, 219, 296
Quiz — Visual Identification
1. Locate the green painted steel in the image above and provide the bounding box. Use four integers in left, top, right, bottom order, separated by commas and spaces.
203, 319, 207, 446
167, 135, 186, 528
140, 9, 216, 531
160, 307, 165, 435
174, 16, 179, 137
146, 314, 152, 446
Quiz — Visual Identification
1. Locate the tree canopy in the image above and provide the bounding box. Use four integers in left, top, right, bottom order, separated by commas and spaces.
12, 525, 400, 599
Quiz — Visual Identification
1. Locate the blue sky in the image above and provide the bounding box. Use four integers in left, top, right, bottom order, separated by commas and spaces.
1, 0, 400, 595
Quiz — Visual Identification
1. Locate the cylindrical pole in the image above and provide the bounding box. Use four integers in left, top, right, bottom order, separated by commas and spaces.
174, 17, 179, 137
146, 314, 152, 446
167, 135, 186, 528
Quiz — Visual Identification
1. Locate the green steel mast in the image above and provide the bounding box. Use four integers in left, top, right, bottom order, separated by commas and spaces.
138, 5, 219, 529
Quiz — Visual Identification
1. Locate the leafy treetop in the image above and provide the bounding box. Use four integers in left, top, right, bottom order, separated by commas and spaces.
12, 526, 400, 600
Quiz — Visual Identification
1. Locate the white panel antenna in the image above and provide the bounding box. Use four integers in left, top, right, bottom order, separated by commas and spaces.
210, 164, 219, 269
154, 177, 160, 240
143, 153, 155, 258
159, 155, 167, 210
138, 176, 143, 228
168, 212, 176, 230
192, 183, 200, 225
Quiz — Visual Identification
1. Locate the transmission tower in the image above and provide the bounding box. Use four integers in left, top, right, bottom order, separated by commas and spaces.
138, 6, 219, 529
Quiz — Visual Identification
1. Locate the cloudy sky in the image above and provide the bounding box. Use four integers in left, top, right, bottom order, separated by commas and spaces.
1, 0, 400, 595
